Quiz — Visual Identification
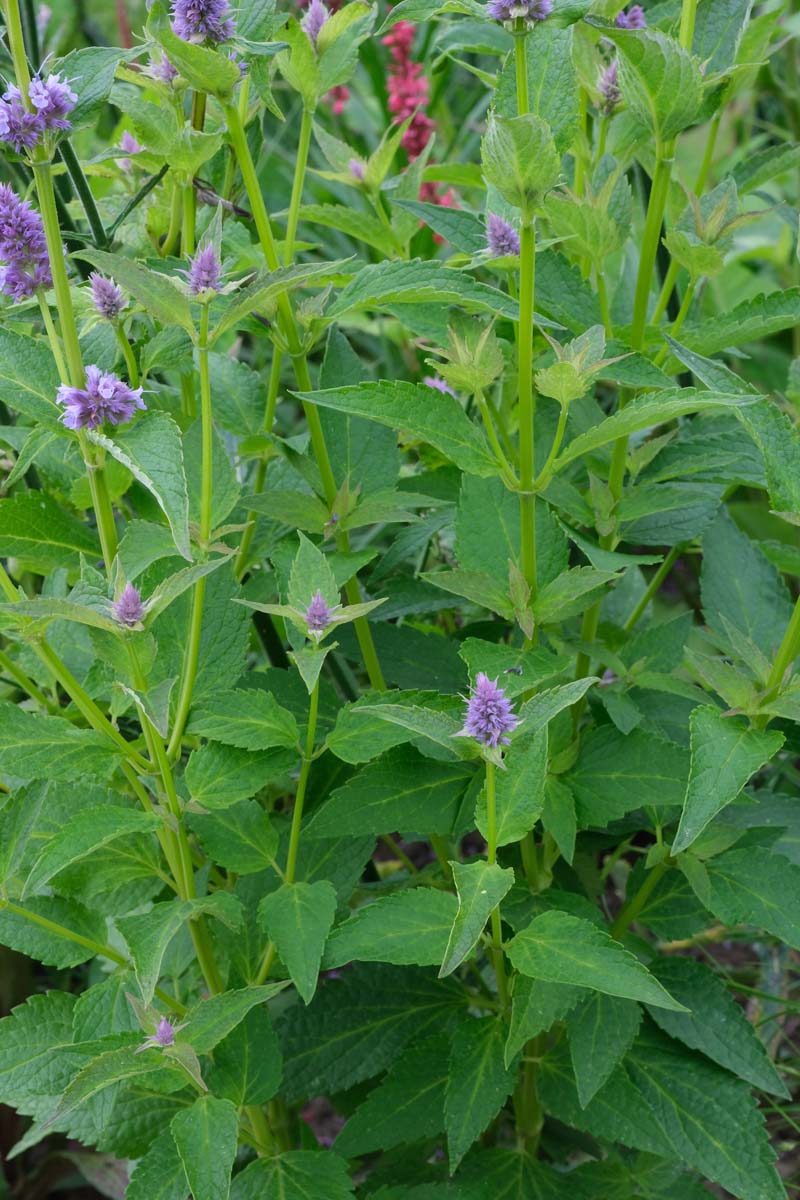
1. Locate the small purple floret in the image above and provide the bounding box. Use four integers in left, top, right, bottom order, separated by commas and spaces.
616, 4, 646, 27
0, 94, 44, 151
423, 375, 456, 397
305, 590, 333, 634
186, 244, 222, 296
113, 582, 145, 627
0, 183, 51, 301
302, 0, 330, 46
171, 0, 235, 42
487, 213, 520, 257
459, 672, 519, 748
89, 272, 126, 320
598, 61, 621, 114
153, 1016, 177, 1047
486, 0, 551, 23
152, 56, 179, 83
57, 365, 145, 431
28, 73, 77, 130
349, 158, 366, 182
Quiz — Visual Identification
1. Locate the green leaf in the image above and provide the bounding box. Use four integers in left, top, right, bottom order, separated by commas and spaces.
474, 731, 548, 848
77, 249, 194, 334
481, 114, 561, 216
171, 1096, 239, 1200
0, 328, 62, 427
299, 202, 400, 253
297, 380, 498, 477
185, 742, 294, 810
533, 567, 619, 623
56, 46, 130, 127
506, 975, 581, 1067
0, 782, 48, 887
566, 725, 687, 828
355, 703, 471, 760
700, 846, 800, 950
553, 390, 755, 471
277, 963, 462, 1099
188, 801, 279, 875
496, 25, 578, 154
672, 706, 784, 854
324, 889, 457, 969
421, 568, 513, 618
0, 990, 77, 1111
541, 777, 577, 865
445, 1017, 517, 1171
735, 397, 800, 520
701, 508, 793, 655
230, 1152, 355, 1200
307, 748, 473, 839
89, 411, 191, 560
439, 861, 514, 977
259, 881, 337, 1003
0, 492, 100, 572
23, 807, 158, 899
459, 640, 570, 699
336, 1035, 449, 1156
647, 957, 788, 1097
47, 1046, 184, 1129
0, 595, 119, 634
0, 703, 120, 782
393, 200, 487, 254
594, 23, 703, 142
455, 476, 568, 592
119, 893, 242, 1003
126, 1130, 189, 1200
286, 531, 339, 610
325, 260, 521, 324
188, 688, 298, 751
682, 288, 800, 356
0, 896, 108, 968
207, 1007, 283, 1107
507, 911, 685, 1010
211, 261, 351, 343
692, 0, 752, 72
566, 993, 641, 1108
182, 985, 286, 1054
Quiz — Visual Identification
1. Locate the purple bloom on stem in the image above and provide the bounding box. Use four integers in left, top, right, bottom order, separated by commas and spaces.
186, 244, 222, 296
616, 4, 645, 26
423, 375, 456, 397
458, 673, 519, 748
151, 55, 179, 83
57, 365, 145, 431
28, 73, 77, 130
487, 213, 520, 257
0, 94, 44, 151
486, 0, 551, 23
305, 590, 334, 634
171, 0, 235, 42
0, 183, 51, 300
112, 582, 145, 627
302, 0, 330, 46
89, 272, 126, 319
120, 130, 142, 156
349, 158, 365, 182
136, 1015, 186, 1052
598, 60, 620, 113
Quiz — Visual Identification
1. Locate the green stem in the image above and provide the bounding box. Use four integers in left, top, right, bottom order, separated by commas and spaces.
596, 270, 612, 336
284, 107, 313, 266
286, 677, 319, 884
58, 139, 107, 248
477, 390, 518, 485
182, 182, 196, 257
381, 833, 419, 874
161, 182, 183, 258
37, 291, 68, 384
235, 350, 283, 579
532, 403, 568, 492
517, 218, 537, 602
0, 645, 53, 710
514, 25, 529, 115
485, 761, 509, 1010
654, 278, 696, 366
115, 322, 140, 387
763, 593, 800, 700
611, 859, 670, 939
429, 834, 453, 883
622, 545, 681, 632
83, 443, 119, 568
630, 151, 673, 351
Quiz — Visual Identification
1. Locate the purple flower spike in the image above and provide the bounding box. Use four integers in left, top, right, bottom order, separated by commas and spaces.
349, 158, 366, 182
598, 60, 621, 114
0, 94, 45, 152
0, 183, 51, 301
113, 582, 145, 627
459, 673, 519, 748
616, 4, 646, 26
171, 0, 235, 43
305, 590, 334, 634
486, 0, 552, 24
152, 56, 179, 84
423, 375, 456, 397
28, 73, 77, 131
302, 0, 330, 46
89, 272, 126, 320
487, 213, 520, 257
57, 365, 145, 431
186, 243, 222, 296
136, 1014, 187, 1053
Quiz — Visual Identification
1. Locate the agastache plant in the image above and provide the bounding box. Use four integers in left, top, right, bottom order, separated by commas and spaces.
0, 0, 799, 1196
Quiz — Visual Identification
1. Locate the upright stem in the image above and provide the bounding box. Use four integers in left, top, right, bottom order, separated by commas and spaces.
115, 322, 140, 387
485, 761, 509, 1010
623, 545, 681, 632
284, 108, 313, 266
764, 594, 800, 700
611, 859, 670, 939
286, 676, 319, 884
517, 219, 537, 601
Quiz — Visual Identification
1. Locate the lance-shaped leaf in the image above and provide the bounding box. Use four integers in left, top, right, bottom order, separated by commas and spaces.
211, 260, 353, 342
671, 706, 784, 854
482, 113, 561, 216
188, 688, 298, 751
181, 984, 287, 1055
258, 881, 337, 1004
0, 704, 121, 782
324, 260, 523, 324
507, 911, 685, 1010
566, 993, 641, 1108
439, 861, 514, 977
171, 1096, 239, 1200
184, 742, 295, 810
89, 412, 191, 560
45, 1046, 184, 1129
355, 702, 473, 760
699, 846, 800, 949
77, 249, 194, 334
324, 888, 457, 969
506, 975, 582, 1067
445, 1016, 517, 1171
230, 1152, 355, 1200
475, 730, 547, 847
0, 492, 100, 571
22, 807, 159, 899
126, 1129, 188, 1200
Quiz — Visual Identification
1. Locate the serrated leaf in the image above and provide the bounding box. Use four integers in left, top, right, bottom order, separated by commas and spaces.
188, 688, 298, 751
259, 881, 337, 1003
682, 288, 800, 356
355, 703, 471, 760
507, 911, 685, 1010
672, 706, 783, 854
185, 742, 294, 810
0, 327, 62, 427
207, 1007, 282, 1107
47, 1046, 183, 1129
23, 807, 159, 898
566, 725, 687, 828
506, 975, 582, 1067
482, 114, 561, 215
77, 249, 193, 333
700, 846, 800, 949
445, 1017, 516, 1171
188, 801, 279, 875
324, 889, 457, 969
0, 703, 121, 782
0, 492, 100, 571
230, 1152, 355, 1200
439, 861, 514, 977
474, 730, 548, 847
595, 23, 703, 142
126, 1129, 189, 1200
171, 1096, 239, 1200
0, 897, 109, 969
181, 985, 285, 1054
566, 993, 641, 1108
735, 397, 800, 519
325, 260, 520, 324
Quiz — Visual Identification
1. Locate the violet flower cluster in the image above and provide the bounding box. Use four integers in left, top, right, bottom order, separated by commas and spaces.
89, 273, 126, 320
616, 4, 646, 26
305, 590, 335, 634
303, 0, 330, 47
459, 673, 519, 748
598, 60, 621, 114
136, 1016, 186, 1052
0, 73, 76, 153
113, 583, 145, 627
487, 213, 521, 257
0, 183, 52, 301
171, 0, 235, 43
186, 244, 223, 296
57, 365, 145, 431
486, 0, 552, 25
